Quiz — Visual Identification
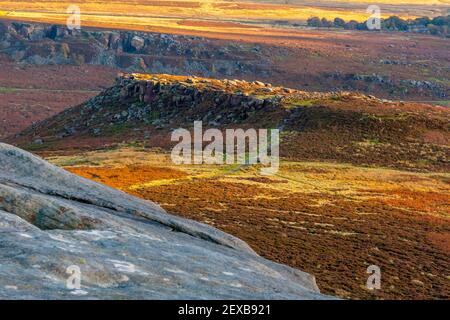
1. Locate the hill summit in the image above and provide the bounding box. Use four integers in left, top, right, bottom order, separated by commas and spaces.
10, 73, 449, 171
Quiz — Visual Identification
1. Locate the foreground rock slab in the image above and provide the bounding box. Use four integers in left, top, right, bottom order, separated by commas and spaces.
0, 143, 330, 299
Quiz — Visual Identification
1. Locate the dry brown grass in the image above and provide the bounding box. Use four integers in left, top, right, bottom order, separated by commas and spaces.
49, 146, 450, 299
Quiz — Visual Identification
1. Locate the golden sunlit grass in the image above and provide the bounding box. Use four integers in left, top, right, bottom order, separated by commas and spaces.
316, 0, 446, 4
0, 0, 427, 36
49, 146, 450, 216
275, 0, 447, 4
48, 146, 450, 299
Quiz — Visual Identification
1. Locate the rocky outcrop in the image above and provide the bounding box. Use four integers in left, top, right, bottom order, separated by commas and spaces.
0, 21, 266, 78
0, 143, 329, 299
0, 21, 447, 100
11, 73, 338, 140
9, 73, 449, 172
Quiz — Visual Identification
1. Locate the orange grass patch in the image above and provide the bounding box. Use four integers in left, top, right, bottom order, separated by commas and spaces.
66, 165, 187, 190
65, 161, 450, 299
427, 232, 450, 255
378, 189, 450, 215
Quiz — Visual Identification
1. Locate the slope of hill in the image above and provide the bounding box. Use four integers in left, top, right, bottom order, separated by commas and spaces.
0, 0, 433, 28
10, 73, 449, 172
0, 142, 330, 299
1, 20, 449, 101
1, 0, 447, 32
6, 73, 449, 300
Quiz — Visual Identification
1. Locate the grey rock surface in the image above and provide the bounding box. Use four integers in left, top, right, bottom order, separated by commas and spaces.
0, 143, 331, 299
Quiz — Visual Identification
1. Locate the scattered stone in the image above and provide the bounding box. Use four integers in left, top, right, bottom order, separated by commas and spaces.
33, 138, 43, 145
93, 128, 101, 136
130, 35, 145, 51
411, 279, 425, 286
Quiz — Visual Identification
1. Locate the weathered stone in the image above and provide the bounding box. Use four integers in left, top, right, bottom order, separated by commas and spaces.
0, 143, 331, 300
33, 138, 43, 145
130, 35, 145, 51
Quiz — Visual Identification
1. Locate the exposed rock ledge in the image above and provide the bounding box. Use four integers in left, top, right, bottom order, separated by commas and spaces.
0, 143, 330, 299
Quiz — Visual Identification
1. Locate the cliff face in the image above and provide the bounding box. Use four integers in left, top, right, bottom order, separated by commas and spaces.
0, 142, 330, 299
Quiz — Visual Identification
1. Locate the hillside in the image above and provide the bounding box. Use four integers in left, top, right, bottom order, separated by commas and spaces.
0, 142, 330, 299
0, 0, 448, 302
0, 0, 437, 29
5, 73, 450, 299
1, 20, 449, 101
10, 73, 450, 172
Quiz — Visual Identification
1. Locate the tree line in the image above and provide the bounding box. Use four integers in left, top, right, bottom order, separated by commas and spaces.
306, 15, 450, 37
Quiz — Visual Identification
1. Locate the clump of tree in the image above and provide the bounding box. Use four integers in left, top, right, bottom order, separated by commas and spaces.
306, 15, 450, 37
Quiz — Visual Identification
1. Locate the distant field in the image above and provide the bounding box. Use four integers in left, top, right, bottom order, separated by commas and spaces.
260, 0, 448, 5
0, 0, 448, 37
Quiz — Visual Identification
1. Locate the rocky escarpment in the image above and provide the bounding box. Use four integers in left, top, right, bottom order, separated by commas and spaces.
0, 143, 330, 299
10, 73, 449, 171
0, 21, 268, 78
0, 21, 448, 100
15, 73, 337, 138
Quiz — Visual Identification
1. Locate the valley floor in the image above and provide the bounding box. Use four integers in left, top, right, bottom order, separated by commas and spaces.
46, 146, 450, 299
